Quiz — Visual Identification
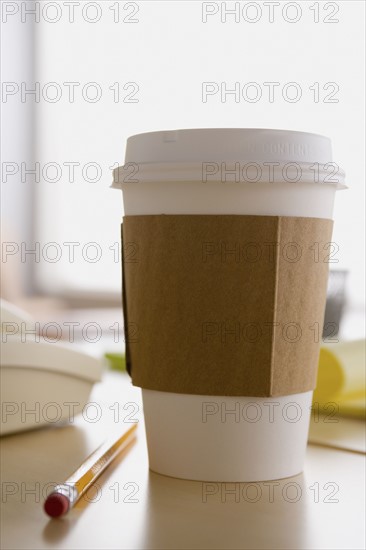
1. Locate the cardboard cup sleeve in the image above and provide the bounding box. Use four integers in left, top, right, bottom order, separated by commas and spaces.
121, 215, 333, 397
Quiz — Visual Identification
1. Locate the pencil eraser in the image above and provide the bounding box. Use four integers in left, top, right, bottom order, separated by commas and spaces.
44, 493, 70, 518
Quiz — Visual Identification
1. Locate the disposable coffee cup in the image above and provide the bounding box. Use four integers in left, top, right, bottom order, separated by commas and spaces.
112, 129, 346, 482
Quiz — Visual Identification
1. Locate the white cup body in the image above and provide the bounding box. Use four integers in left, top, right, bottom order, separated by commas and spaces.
116, 129, 345, 481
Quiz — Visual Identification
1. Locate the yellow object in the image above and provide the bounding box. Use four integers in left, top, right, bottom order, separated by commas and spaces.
105, 352, 126, 372
44, 424, 137, 516
313, 340, 366, 419
71, 424, 137, 498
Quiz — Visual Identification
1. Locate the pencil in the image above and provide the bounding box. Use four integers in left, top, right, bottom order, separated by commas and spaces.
44, 423, 137, 518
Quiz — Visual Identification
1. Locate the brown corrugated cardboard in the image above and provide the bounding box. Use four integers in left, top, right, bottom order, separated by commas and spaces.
121, 215, 333, 397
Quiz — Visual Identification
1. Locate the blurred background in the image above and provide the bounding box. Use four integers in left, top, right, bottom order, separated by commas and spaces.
1, 1, 365, 346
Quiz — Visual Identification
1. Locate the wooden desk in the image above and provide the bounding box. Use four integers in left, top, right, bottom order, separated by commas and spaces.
1, 371, 365, 549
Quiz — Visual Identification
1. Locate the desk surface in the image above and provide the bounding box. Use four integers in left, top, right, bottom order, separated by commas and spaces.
1, 371, 365, 550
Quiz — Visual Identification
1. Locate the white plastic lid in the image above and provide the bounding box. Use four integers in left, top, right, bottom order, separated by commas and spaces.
125, 128, 332, 165
112, 128, 346, 188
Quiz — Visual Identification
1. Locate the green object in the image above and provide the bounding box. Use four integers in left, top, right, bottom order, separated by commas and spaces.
104, 353, 126, 372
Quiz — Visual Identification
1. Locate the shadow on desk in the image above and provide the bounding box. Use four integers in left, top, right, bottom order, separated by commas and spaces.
43, 516, 76, 544
141, 471, 310, 550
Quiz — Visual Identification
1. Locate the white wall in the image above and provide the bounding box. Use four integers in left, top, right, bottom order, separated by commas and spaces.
1, 10, 35, 297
